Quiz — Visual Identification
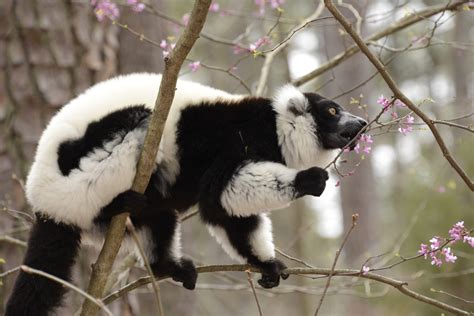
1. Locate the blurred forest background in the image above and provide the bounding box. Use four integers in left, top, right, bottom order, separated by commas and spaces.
0, 0, 473, 315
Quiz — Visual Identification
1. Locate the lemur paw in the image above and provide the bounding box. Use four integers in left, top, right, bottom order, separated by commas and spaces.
294, 167, 329, 198
151, 258, 197, 290
172, 258, 197, 290
257, 259, 288, 289
120, 190, 148, 216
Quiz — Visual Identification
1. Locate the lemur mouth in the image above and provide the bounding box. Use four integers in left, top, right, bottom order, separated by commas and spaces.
338, 123, 367, 150
339, 132, 360, 150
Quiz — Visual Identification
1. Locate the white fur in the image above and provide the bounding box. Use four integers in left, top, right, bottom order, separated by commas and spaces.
220, 161, 298, 217
170, 223, 183, 261
26, 73, 244, 229
272, 84, 337, 169
250, 214, 275, 261
207, 225, 245, 262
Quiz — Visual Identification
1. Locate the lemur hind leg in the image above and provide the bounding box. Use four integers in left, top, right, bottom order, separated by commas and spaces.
204, 213, 288, 288
143, 209, 197, 289
134, 191, 197, 290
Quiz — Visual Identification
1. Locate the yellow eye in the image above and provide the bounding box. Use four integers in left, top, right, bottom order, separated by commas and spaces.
328, 108, 337, 115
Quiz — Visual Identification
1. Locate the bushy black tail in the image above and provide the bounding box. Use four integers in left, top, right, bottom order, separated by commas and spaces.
5, 214, 81, 316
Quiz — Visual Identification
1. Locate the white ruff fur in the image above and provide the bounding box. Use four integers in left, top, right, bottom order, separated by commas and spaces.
26, 73, 244, 229
207, 225, 245, 262
221, 161, 297, 217
272, 84, 337, 169
250, 214, 275, 261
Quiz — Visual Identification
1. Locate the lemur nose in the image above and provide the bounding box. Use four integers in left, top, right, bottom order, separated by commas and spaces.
358, 118, 368, 127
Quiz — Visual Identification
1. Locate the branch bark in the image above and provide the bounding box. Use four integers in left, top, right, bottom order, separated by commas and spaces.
80, 1, 212, 315
324, 0, 473, 191
292, 1, 469, 86
103, 264, 471, 315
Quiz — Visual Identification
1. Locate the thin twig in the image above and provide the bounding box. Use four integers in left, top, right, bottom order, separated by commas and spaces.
246, 270, 264, 316
313, 213, 358, 315
21, 265, 113, 316
276, 248, 314, 268
126, 218, 164, 316
0, 235, 27, 248
430, 288, 474, 304
0, 266, 21, 278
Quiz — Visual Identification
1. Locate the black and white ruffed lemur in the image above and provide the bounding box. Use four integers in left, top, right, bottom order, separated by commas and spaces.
5, 73, 367, 316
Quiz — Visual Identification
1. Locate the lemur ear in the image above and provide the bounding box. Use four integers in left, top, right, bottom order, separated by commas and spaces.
272, 84, 308, 117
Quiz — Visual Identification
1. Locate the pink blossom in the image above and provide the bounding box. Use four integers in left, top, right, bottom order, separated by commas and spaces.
233, 45, 244, 55
352, 133, 373, 156
448, 221, 465, 241
376, 95, 391, 110
394, 99, 406, 108
270, 0, 284, 8
361, 265, 370, 275
249, 36, 270, 52
92, 0, 120, 21
391, 112, 398, 119
255, 0, 266, 16
398, 126, 413, 136
209, 2, 220, 12
335, 180, 341, 187
189, 61, 201, 72
464, 236, 474, 247
398, 116, 414, 136
430, 255, 443, 267
442, 247, 457, 263
436, 186, 446, 193
353, 143, 360, 154
360, 134, 373, 144
418, 243, 429, 258
182, 13, 190, 26
159, 40, 168, 50
127, 0, 145, 12
429, 236, 442, 250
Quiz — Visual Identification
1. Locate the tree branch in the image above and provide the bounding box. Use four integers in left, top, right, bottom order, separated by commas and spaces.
80, 1, 212, 315
292, 1, 469, 86
324, 0, 473, 191
102, 264, 470, 315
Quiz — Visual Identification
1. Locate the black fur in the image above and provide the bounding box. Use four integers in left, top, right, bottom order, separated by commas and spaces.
5, 215, 81, 316
57, 105, 151, 175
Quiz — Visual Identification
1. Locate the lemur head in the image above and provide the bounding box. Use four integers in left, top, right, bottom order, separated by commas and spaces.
272, 85, 367, 169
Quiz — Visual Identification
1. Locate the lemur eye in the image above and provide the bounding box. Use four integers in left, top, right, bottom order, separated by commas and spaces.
328, 108, 337, 116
